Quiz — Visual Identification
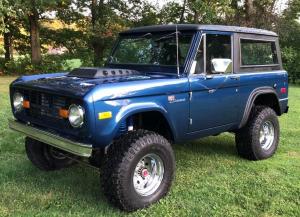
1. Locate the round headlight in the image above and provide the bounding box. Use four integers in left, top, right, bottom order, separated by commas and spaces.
68, 104, 85, 128
13, 92, 24, 112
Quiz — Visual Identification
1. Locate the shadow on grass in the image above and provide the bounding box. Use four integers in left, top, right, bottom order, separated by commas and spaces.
2, 150, 119, 214
175, 133, 238, 158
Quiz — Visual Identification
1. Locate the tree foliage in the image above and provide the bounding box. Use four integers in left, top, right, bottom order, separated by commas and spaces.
0, 0, 299, 82
278, 0, 300, 82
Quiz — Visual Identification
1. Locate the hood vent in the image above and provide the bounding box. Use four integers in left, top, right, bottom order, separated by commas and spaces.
67, 67, 140, 79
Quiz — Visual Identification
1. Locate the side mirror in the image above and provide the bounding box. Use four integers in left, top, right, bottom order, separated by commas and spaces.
190, 60, 197, 75
211, 58, 232, 74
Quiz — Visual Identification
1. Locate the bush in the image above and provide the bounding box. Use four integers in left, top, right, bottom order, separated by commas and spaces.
0, 54, 85, 75
281, 47, 300, 83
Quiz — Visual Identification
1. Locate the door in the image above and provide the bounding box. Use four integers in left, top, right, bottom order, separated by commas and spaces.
189, 32, 240, 132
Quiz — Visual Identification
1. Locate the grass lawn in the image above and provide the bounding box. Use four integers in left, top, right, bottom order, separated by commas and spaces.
0, 76, 299, 217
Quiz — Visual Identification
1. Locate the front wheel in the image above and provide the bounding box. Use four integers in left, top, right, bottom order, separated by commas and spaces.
235, 106, 280, 160
25, 137, 76, 171
101, 130, 175, 211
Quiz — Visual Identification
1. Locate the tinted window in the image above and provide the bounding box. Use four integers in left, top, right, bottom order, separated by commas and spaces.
241, 39, 278, 66
206, 34, 232, 74
194, 34, 232, 74
110, 33, 193, 67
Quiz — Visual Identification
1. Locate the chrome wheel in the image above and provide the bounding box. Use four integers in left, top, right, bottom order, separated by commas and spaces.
48, 147, 67, 160
133, 153, 164, 196
259, 120, 275, 151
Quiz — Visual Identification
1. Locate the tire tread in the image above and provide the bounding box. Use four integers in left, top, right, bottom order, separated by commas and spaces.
236, 106, 279, 160
102, 130, 174, 211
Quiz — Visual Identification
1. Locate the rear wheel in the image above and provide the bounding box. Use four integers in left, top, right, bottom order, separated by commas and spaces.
235, 106, 280, 160
25, 137, 75, 171
101, 130, 175, 211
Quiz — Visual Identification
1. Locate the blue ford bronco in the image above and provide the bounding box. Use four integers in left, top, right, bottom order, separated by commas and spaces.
9, 24, 289, 211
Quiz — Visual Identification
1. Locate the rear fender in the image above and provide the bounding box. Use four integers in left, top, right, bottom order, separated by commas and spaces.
239, 87, 280, 128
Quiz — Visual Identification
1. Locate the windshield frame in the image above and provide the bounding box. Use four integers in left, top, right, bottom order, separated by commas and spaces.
106, 31, 196, 74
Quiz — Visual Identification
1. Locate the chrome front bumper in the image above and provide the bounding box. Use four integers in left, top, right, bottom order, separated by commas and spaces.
8, 119, 92, 157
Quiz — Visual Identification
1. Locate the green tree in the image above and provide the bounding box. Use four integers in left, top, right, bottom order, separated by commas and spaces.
60, 0, 129, 66
1, 0, 299, 78
184, 0, 234, 24
56, 0, 153, 66
12, 0, 72, 64
277, 0, 300, 82
159, 2, 182, 24
0, 0, 17, 61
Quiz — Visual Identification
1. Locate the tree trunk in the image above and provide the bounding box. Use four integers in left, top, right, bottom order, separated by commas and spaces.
4, 32, 12, 61
29, 3, 41, 65
91, 0, 97, 30
193, 9, 199, 23
180, 0, 187, 23
229, 0, 239, 25
3, 16, 12, 61
245, 0, 255, 26
93, 40, 105, 66
91, 0, 105, 66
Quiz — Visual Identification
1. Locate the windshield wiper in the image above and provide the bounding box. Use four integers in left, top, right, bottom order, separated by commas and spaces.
131, 33, 153, 41
155, 31, 182, 42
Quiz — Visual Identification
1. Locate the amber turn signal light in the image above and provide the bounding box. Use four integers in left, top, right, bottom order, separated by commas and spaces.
59, 108, 69, 119
23, 100, 30, 109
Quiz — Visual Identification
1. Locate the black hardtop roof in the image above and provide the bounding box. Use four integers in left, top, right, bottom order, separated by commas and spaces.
120, 24, 277, 37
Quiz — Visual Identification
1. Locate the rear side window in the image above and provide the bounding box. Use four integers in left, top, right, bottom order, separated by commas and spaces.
240, 39, 278, 66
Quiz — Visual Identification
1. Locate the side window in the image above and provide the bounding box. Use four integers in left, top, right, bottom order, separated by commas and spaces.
240, 39, 278, 66
206, 34, 232, 74
194, 34, 232, 74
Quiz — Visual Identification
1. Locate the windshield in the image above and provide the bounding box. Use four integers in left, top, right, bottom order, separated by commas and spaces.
109, 32, 194, 68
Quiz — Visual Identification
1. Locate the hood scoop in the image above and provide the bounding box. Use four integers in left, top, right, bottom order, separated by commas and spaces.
67, 67, 140, 79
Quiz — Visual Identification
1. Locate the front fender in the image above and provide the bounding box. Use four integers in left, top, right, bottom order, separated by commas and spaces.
115, 102, 167, 122
92, 96, 178, 148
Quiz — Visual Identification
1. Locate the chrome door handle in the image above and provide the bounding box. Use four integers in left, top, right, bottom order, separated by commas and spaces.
208, 89, 216, 94
205, 75, 214, 80
230, 75, 240, 80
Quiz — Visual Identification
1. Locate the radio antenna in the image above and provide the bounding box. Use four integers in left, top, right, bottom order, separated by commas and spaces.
176, 24, 180, 77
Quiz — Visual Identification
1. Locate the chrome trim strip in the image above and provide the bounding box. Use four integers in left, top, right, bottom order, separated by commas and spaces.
189, 70, 287, 78
279, 98, 288, 101
240, 64, 280, 68
233, 70, 286, 76
8, 119, 92, 157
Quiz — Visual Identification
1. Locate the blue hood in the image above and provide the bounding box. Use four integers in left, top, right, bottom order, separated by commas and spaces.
11, 71, 186, 99
90, 75, 188, 101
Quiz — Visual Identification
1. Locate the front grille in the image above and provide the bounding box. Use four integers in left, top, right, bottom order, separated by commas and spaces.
27, 91, 67, 120
13, 88, 90, 143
